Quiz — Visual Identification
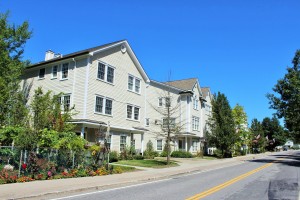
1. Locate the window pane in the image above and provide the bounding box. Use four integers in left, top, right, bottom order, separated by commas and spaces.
39, 68, 45, 78
107, 67, 114, 83
135, 79, 140, 93
62, 63, 69, 79
146, 118, 150, 126
127, 105, 132, 119
95, 96, 103, 113
134, 107, 139, 120
63, 95, 70, 111
165, 97, 171, 107
159, 98, 163, 106
157, 140, 162, 151
105, 99, 112, 115
98, 63, 105, 80
128, 76, 133, 90
52, 66, 58, 78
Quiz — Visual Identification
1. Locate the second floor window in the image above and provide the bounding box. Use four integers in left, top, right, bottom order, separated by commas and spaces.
192, 116, 200, 131
95, 95, 113, 115
128, 75, 141, 94
162, 118, 175, 129
97, 62, 114, 84
61, 63, 69, 79
158, 98, 163, 107
58, 94, 71, 111
127, 104, 140, 120
39, 68, 45, 79
52, 65, 58, 79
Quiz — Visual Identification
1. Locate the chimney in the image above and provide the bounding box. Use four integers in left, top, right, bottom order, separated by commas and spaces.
45, 50, 55, 61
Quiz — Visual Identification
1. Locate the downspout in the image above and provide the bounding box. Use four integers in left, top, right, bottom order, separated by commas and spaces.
71, 58, 77, 109
83, 56, 91, 119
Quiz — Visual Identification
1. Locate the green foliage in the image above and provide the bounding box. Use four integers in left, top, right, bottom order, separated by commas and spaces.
133, 155, 144, 160
206, 92, 237, 157
262, 117, 286, 150
143, 140, 159, 159
109, 151, 119, 162
171, 151, 193, 158
0, 126, 25, 145
267, 50, 300, 142
0, 11, 32, 127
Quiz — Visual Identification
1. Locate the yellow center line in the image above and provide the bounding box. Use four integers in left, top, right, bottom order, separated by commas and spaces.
186, 159, 281, 200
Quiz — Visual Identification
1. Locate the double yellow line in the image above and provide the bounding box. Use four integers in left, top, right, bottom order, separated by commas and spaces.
186, 161, 275, 200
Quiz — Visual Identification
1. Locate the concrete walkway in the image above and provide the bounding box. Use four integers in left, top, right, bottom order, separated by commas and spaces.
0, 153, 271, 200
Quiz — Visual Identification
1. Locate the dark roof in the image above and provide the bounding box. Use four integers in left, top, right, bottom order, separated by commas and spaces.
201, 87, 211, 98
163, 78, 198, 91
27, 40, 126, 69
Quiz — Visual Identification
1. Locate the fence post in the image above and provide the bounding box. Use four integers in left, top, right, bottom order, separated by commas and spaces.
18, 150, 23, 177
72, 151, 75, 169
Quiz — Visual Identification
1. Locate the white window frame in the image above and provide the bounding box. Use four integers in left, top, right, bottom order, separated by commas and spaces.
61, 63, 69, 80
38, 68, 45, 79
162, 118, 176, 129
58, 94, 71, 111
193, 95, 199, 110
192, 116, 200, 131
127, 74, 141, 94
120, 135, 127, 152
97, 61, 115, 84
94, 95, 113, 116
52, 65, 58, 79
157, 139, 163, 151
145, 118, 150, 126
158, 97, 163, 107
126, 104, 140, 121
192, 140, 198, 152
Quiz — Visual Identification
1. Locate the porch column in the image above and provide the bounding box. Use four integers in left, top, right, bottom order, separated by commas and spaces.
141, 133, 144, 155
185, 135, 188, 152
81, 126, 85, 138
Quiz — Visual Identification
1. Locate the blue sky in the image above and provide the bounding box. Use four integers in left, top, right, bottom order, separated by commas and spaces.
1, 0, 299, 125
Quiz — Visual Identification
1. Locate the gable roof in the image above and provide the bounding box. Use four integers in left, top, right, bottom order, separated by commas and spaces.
163, 78, 198, 91
26, 40, 150, 82
201, 87, 212, 99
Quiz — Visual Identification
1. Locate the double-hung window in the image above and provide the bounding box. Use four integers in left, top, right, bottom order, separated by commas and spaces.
127, 104, 140, 121
193, 95, 199, 110
39, 68, 45, 79
52, 65, 58, 79
120, 136, 126, 152
162, 118, 175, 129
97, 62, 114, 84
158, 98, 163, 107
192, 140, 197, 152
95, 95, 113, 115
58, 94, 71, 111
128, 75, 141, 94
157, 140, 162, 151
192, 116, 200, 131
61, 63, 69, 79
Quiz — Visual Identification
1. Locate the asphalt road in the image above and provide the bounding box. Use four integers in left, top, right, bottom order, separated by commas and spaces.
54, 150, 300, 200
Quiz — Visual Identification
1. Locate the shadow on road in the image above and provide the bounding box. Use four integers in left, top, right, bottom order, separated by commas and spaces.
249, 151, 300, 167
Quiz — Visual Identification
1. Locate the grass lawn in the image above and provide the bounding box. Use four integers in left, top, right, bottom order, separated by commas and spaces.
113, 159, 179, 168
114, 165, 137, 172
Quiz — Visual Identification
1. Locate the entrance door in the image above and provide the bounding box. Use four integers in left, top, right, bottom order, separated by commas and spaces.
178, 139, 183, 150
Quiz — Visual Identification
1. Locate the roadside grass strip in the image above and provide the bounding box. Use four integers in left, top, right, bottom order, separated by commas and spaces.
186, 161, 276, 200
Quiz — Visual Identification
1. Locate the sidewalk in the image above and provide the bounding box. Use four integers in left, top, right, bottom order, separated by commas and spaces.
0, 153, 271, 200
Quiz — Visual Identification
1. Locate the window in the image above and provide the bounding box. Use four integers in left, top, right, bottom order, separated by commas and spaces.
158, 98, 163, 107
127, 104, 140, 121
106, 135, 111, 149
135, 79, 140, 93
145, 118, 150, 126
193, 96, 199, 110
192, 116, 200, 131
61, 63, 69, 79
128, 76, 134, 90
39, 68, 45, 79
127, 105, 133, 119
97, 62, 114, 84
58, 94, 71, 111
52, 65, 58, 79
120, 136, 126, 152
192, 140, 197, 152
131, 139, 135, 149
163, 118, 175, 129
157, 140, 162, 151
165, 97, 171, 107
128, 75, 141, 94
95, 95, 113, 115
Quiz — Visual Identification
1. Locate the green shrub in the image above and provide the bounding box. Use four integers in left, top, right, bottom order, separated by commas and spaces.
133, 155, 144, 160
171, 151, 193, 158
109, 151, 119, 163
160, 151, 168, 157
143, 140, 159, 159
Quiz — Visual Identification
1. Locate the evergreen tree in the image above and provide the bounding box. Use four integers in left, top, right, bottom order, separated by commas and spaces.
0, 11, 32, 126
261, 117, 285, 150
267, 50, 300, 142
206, 92, 237, 157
